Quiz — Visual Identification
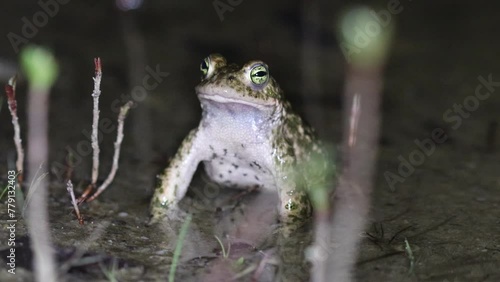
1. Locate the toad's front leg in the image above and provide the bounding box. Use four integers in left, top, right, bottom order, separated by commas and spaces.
277, 170, 312, 225
150, 129, 205, 222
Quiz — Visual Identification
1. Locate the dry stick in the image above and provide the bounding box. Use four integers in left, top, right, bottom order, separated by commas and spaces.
78, 58, 103, 202
64, 151, 83, 223
5, 75, 24, 184
87, 101, 133, 201
66, 180, 83, 224
91, 58, 102, 185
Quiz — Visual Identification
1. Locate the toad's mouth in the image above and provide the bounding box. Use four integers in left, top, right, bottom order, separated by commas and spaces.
197, 92, 275, 111
197, 93, 277, 129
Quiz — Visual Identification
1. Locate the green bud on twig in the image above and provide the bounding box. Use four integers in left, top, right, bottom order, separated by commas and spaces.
338, 6, 394, 67
20, 45, 59, 90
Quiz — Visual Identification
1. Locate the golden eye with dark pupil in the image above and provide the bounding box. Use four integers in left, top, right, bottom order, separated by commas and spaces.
200, 57, 209, 77
250, 65, 269, 85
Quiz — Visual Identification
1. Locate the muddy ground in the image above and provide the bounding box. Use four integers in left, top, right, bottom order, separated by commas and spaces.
0, 0, 499, 281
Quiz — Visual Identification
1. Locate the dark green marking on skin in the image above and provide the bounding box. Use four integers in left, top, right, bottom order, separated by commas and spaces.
285, 201, 298, 211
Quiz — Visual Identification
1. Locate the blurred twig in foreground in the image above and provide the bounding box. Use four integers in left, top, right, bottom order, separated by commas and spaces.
309, 7, 393, 282
21, 45, 59, 282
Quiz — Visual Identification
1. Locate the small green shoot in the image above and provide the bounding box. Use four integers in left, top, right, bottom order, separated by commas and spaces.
404, 237, 415, 275
99, 258, 118, 282
232, 264, 258, 280
20, 45, 59, 91
15, 182, 25, 215
338, 6, 394, 67
0, 184, 8, 200
235, 257, 245, 265
214, 235, 231, 259
169, 214, 192, 282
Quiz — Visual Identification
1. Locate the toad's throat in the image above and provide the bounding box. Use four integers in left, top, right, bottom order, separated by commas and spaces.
198, 95, 276, 134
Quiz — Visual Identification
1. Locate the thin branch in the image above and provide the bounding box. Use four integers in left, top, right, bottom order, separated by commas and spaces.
5, 75, 24, 184
91, 57, 102, 186
77, 58, 103, 203
67, 180, 83, 224
77, 184, 93, 205
87, 101, 133, 201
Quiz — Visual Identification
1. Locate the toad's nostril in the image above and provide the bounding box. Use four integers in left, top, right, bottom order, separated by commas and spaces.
228, 75, 235, 81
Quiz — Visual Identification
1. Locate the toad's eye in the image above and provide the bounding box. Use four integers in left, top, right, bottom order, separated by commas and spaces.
200, 57, 210, 78
250, 64, 269, 85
